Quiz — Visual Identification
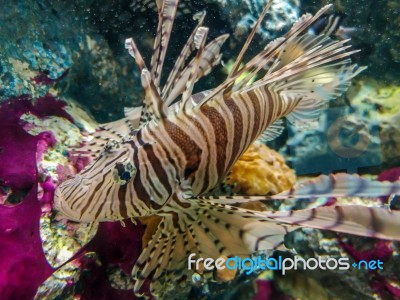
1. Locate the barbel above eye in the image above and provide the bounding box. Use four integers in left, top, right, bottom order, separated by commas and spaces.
112, 160, 136, 185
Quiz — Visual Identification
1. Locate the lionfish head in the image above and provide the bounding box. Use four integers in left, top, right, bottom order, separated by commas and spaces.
55, 140, 136, 222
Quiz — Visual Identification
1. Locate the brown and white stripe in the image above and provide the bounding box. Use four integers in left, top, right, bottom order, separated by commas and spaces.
53, 2, 400, 297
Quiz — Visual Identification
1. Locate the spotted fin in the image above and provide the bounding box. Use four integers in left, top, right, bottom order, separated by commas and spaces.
124, 106, 142, 128
132, 200, 293, 296
69, 121, 131, 162
197, 5, 336, 106
132, 196, 400, 297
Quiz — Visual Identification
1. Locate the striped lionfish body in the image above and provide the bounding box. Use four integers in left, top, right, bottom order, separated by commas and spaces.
55, 0, 400, 296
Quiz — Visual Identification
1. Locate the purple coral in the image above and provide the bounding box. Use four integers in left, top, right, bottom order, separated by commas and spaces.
0, 95, 65, 299
378, 167, 400, 183
76, 221, 146, 300
0, 95, 147, 299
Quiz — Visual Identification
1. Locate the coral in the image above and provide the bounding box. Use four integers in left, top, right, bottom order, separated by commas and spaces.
0, 95, 149, 300
347, 78, 400, 169
0, 1, 75, 99
379, 114, 400, 168
0, 95, 73, 299
348, 78, 400, 117
378, 167, 400, 183
217, 0, 300, 40
227, 142, 296, 196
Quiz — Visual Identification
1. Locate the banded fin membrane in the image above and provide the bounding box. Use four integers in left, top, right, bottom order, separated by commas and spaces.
132, 191, 400, 297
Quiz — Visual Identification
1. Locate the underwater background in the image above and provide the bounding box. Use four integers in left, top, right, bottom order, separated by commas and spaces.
0, 0, 399, 299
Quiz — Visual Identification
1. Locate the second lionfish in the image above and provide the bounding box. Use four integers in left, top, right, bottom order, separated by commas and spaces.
55, 0, 400, 297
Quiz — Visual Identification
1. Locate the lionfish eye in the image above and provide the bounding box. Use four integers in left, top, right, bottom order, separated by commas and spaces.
104, 140, 120, 154
112, 161, 136, 185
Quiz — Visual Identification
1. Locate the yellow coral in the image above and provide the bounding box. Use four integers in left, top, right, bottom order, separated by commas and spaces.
348, 78, 400, 116
227, 142, 296, 195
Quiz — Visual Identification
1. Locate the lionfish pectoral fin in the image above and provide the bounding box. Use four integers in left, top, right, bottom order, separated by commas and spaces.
275, 173, 400, 200
131, 200, 293, 296
131, 181, 400, 296
132, 215, 192, 297
263, 205, 400, 241
199, 173, 400, 204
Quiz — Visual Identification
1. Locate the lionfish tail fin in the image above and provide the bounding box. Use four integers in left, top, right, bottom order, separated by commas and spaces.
132, 197, 400, 296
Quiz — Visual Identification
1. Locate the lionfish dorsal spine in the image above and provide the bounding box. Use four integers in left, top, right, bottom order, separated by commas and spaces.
163, 33, 229, 107
150, 0, 179, 86
227, 0, 274, 79
125, 37, 148, 72
180, 26, 209, 110
141, 69, 168, 120
161, 10, 206, 102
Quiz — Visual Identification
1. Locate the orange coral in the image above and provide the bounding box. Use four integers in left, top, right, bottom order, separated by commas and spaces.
227, 142, 296, 196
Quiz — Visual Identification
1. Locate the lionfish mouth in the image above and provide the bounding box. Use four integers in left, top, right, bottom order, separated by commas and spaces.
54, 176, 92, 222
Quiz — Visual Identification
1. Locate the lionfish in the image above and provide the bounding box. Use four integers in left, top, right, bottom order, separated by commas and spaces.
55, 0, 400, 297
